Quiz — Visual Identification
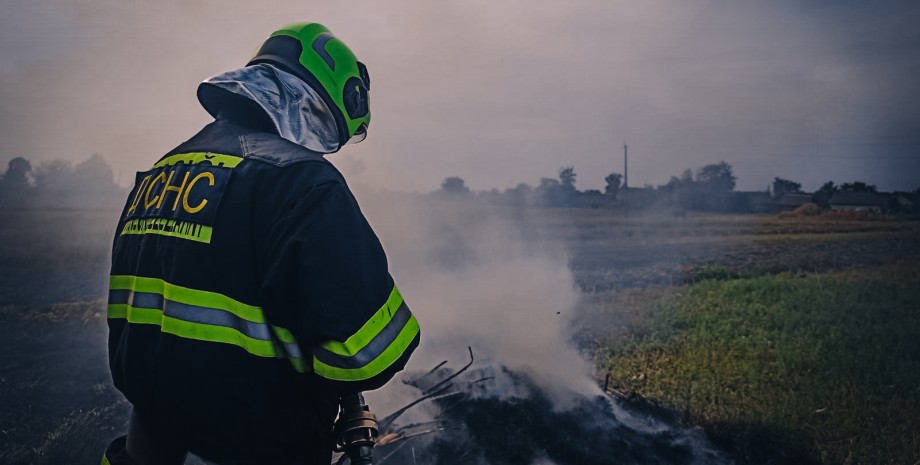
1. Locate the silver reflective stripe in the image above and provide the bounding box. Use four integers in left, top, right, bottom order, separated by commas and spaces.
114, 290, 273, 342
165, 300, 272, 341
312, 302, 413, 369
280, 342, 303, 360
108, 289, 132, 305
132, 292, 164, 309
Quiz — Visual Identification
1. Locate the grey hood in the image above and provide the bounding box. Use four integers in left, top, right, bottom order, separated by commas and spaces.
197, 63, 341, 153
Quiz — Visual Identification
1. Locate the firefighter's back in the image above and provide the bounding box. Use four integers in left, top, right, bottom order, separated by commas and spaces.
108, 118, 344, 463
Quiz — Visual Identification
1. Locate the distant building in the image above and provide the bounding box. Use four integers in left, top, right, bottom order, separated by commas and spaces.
776, 193, 813, 211
733, 191, 774, 213
828, 192, 888, 213
891, 192, 918, 213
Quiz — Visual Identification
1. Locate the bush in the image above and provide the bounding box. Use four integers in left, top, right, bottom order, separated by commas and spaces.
793, 202, 821, 216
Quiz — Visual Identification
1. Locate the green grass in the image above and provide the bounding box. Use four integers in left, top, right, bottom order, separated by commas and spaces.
600, 262, 920, 465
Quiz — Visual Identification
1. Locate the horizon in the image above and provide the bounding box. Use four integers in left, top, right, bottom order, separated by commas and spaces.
1, 152, 913, 196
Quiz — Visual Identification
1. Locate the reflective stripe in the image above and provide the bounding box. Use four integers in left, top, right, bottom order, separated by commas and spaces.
313, 315, 419, 381
280, 341, 303, 359
107, 274, 415, 379
120, 218, 213, 244
110, 275, 265, 322
272, 325, 307, 373
108, 275, 279, 359
166, 299, 273, 341
108, 289, 132, 305
312, 286, 420, 381
313, 302, 412, 369
320, 286, 404, 356
132, 291, 163, 309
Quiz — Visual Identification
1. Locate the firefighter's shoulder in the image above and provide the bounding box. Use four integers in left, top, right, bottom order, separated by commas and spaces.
240, 132, 332, 168
241, 132, 347, 186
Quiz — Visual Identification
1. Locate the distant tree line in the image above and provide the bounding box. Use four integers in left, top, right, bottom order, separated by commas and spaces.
436, 162, 920, 214
0, 154, 125, 209
437, 161, 740, 209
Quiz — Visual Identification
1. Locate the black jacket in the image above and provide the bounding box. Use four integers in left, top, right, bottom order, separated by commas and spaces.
107, 117, 419, 463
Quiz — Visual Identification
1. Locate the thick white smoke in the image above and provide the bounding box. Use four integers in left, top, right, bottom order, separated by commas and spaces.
352, 190, 600, 406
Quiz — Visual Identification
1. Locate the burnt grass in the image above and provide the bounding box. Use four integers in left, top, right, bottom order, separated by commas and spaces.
1, 207, 919, 464
375, 365, 729, 465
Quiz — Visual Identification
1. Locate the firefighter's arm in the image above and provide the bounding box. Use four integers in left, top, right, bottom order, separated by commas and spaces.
260, 180, 419, 392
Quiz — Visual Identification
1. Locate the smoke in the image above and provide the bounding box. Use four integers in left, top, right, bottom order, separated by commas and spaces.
350, 187, 598, 405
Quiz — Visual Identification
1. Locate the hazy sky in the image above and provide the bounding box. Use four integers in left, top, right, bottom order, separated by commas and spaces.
1, 0, 918, 192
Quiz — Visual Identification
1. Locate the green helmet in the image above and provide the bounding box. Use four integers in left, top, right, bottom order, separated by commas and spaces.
248, 23, 370, 146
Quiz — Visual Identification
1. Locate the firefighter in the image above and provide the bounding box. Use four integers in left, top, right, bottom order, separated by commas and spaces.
101, 23, 420, 465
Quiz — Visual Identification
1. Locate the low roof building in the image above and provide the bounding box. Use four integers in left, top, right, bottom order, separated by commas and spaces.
828, 192, 888, 212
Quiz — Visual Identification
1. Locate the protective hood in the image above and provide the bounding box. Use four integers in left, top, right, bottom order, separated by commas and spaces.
197, 63, 341, 153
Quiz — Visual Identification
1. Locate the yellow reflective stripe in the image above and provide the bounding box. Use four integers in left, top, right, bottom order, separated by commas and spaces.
109, 275, 136, 290
108, 302, 277, 358
153, 152, 244, 169
272, 325, 297, 343
289, 358, 307, 373
313, 315, 419, 381
320, 286, 403, 357
101, 454, 112, 465
108, 275, 265, 323
120, 218, 213, 243
162, 316, 276, 357
118, 305, 162, 325
108, 303, 128, 319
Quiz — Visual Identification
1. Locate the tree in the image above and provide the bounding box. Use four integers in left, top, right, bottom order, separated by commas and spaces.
32, 160, 75, 195
661, 169, 696, 208
535, 177, 565, 205
558, 166, 577, 193
0, 157, 32, 190
839, 181, 877, 193
74, 153, 119, 193
604, 172, 623, 198
439, 176, 471, 196
696, 161, 736, 192
772, 177, 801, 199
813, 181, 837, 208
536, 177, 560, 192
504, 183, 532, 204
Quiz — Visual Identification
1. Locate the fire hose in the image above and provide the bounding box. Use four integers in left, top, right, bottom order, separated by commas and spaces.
334, 393, 379, 465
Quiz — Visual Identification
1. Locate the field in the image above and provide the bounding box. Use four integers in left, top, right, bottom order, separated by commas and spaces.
0, 205, 918, 464
0, 209, 128, 464
534, 209, 920, 464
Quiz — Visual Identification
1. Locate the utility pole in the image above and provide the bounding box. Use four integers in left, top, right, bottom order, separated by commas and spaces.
623, 142, 629, 218
623, 142, 628, 189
